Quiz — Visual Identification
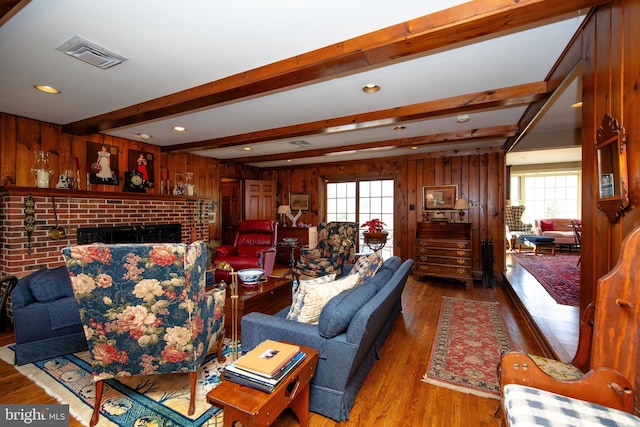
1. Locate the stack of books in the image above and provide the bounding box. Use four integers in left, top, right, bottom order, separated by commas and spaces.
224, 340, 306, 393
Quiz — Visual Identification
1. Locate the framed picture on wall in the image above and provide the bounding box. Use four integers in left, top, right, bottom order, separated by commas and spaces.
289, 192, 311, 211
87, 142, 119, 185
128, 149, 155, 188
423, 185, 457, 210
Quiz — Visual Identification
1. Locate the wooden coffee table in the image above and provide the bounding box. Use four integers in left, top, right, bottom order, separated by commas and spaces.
207, 344, 319, 427
224, 276, 293, 338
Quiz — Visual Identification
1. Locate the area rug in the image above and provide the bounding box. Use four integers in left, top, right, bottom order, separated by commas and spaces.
511, 252, 580, 306
0, 342, 239, 427
423, 297, 512, 399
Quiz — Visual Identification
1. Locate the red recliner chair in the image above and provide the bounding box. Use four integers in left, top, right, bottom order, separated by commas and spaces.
214, 220, 278, 281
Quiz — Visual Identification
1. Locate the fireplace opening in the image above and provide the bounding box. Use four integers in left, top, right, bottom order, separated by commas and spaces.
77, 224, 182, 245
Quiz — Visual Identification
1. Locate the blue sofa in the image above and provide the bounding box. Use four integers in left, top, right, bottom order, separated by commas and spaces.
241, 256, 414, 421
11, 266, 87, 365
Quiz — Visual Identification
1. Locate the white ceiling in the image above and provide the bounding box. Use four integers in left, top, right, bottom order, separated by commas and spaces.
0, 1, 586, 168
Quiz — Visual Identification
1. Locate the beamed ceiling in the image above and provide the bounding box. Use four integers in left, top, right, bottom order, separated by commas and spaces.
1, 0, 605, 167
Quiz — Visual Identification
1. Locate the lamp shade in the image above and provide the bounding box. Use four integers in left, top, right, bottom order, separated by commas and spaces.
277, 205, 292, 214
453, 198, 470, 210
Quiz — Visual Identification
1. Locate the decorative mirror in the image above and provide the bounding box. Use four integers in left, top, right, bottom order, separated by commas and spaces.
596, 113, 629, 223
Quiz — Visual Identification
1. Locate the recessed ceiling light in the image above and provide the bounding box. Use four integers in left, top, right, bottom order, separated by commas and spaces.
411, 146, 419, 150
172, 126, 186, 132
137, 133, 151, 140
393, 126, 406, 131
456, 114, 471, 123
243, 147, 253, 151
571, 102, 583, 108
286, 159, 292, 162
362, 84, 380, 94
33, 84, 61, 94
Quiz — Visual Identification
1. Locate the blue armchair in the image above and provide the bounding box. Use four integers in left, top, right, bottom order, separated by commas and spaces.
295, 222, 358, 278
61, 241, 225, 426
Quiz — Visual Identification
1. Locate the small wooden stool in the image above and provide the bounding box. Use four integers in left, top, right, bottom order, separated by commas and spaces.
207, 344, 319, 427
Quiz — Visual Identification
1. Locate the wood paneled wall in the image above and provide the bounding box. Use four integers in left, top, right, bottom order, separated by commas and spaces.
0, 113, 221, 200
580, 0, 640, 309
257, 148, 506, 278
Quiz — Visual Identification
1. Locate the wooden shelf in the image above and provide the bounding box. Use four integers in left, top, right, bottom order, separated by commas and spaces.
0, 186, 212, 202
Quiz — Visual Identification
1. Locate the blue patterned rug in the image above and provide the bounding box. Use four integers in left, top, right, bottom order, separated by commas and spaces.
0, 342, 237, 426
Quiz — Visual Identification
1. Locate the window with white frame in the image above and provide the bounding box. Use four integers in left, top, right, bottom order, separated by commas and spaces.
325, 179, 394, 257
510, 171, 581, 225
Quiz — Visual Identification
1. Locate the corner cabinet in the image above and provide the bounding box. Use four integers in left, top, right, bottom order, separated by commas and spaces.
415, 222, 473, 287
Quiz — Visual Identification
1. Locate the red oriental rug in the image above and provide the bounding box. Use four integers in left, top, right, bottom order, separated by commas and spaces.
511, 252, 580, 306
422, 297, 512, 399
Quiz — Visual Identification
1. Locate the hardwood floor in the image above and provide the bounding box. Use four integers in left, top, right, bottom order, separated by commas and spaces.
0, 261, 574, 427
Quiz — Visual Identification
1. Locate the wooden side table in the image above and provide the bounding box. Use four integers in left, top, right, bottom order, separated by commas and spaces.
207, 344, 319, 427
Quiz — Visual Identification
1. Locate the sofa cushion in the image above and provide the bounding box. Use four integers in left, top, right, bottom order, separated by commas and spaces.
290, 274, 336, 312
540, 219, 555, 231
287, 274, 360, 324
349, 252, 384, 285
318, 281, 379, 338
28, 267, 74, 303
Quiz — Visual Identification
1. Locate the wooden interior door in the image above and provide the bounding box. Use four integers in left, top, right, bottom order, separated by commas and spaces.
244, 179, 276, 220
221, 180, 241, 245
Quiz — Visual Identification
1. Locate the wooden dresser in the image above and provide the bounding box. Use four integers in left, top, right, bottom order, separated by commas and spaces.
415, 221, 473, 287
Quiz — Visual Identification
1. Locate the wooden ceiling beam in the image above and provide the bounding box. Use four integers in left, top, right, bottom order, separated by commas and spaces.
62, 0, 609, 136
223, 125, 518, 164
163, 82, 546, 153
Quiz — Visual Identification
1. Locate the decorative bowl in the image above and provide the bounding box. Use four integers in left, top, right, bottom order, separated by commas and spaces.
283, 237, 298, 244
237, 268, 264, 286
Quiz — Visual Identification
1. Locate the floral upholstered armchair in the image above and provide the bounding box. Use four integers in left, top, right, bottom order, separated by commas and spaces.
61, 241, 225, 426
295, 222, 358, 278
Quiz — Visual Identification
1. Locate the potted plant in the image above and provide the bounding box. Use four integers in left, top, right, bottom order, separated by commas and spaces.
361, 219, 388, 245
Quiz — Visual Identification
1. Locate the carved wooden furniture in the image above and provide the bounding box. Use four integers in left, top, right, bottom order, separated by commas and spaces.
207, 344, 319, 427
596, 113, 629, 223
499, 225, 640, 423
414, 221, 473, 287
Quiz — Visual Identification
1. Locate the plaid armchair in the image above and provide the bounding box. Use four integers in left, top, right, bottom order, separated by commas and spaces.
61, 241, 225, 426
295, 222, 358, 278
505, 205, 535, 250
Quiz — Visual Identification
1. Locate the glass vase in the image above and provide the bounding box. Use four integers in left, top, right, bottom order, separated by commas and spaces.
185, 172, 195, 196
31, 150, 53, 188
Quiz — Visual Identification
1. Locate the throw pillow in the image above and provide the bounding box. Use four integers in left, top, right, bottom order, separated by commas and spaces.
289, 274, 360, 324
318, 281, 379, 338
358, 252, 384, 285
287, 274, 335, 321
540, 220, 555, 232
28, 266, 74, 302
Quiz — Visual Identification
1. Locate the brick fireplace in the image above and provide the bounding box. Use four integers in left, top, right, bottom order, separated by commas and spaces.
0, 188, 211, 278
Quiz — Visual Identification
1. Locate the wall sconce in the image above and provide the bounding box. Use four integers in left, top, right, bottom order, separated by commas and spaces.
453, 198, 470, 222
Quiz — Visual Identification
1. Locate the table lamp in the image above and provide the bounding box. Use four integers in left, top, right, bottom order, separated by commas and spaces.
453, 198, 470, 222
278, 205, 291, 226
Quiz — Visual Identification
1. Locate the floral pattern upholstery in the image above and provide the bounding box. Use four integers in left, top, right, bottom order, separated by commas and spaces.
295, 222, 358, 278
61, 241, 225, 424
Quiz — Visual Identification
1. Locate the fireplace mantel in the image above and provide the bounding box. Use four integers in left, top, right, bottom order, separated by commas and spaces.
0, 186, 211, 202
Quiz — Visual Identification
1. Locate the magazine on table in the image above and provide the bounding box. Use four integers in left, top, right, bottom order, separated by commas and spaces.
234, 339, 301, 378
224, 351, 307, 393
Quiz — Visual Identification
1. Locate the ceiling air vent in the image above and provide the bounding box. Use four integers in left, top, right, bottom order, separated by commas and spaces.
56, 35, 127, 70
288, 140, 311, 148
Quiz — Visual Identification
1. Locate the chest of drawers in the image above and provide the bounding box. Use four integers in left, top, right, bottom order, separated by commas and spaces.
415, 221, 473, 287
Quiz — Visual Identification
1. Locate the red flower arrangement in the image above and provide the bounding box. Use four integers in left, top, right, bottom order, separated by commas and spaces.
361, 218, 386, 233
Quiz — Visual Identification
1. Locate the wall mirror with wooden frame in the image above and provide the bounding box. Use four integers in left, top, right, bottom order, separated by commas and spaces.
596, 113, 629, 223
